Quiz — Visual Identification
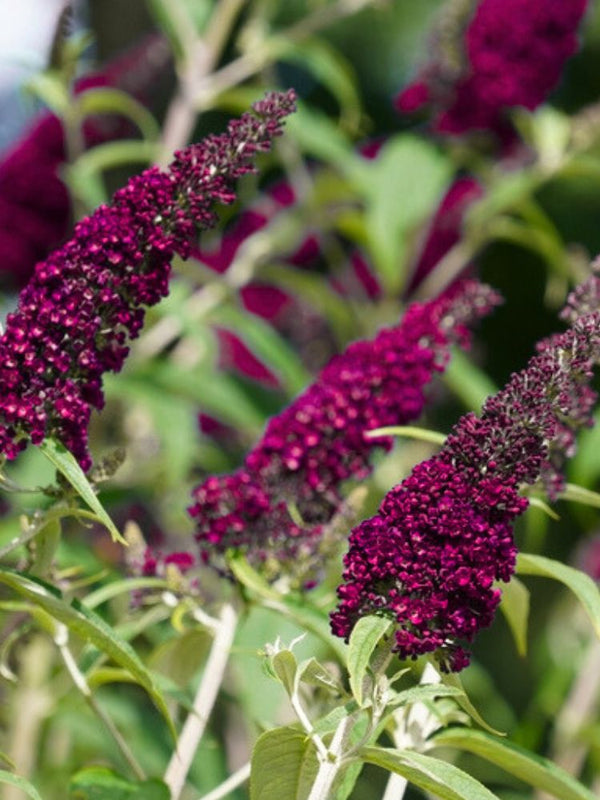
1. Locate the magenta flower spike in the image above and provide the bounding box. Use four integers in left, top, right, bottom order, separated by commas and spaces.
0, 90, 297, 470
396, 0, 589, 140
188, 279, 500, 584
332, 263, 600, 672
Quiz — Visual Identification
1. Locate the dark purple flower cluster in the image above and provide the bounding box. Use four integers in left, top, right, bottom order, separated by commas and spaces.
332, 265, 600, 671
0, 90, 296, 470
396, 0, 588, 139
189, 279, 500, 583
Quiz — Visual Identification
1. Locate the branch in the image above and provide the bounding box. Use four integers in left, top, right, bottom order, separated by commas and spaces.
164, 602, 238, 800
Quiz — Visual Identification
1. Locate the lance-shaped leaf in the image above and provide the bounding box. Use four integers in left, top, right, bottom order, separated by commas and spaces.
517, 553, 600, 639
347, 615, 391, 707
361, 746, 501, 800
0, 568, 174, 737
430, 729, 596, 800
250, 726, 319, 800
39, 439, 124, 544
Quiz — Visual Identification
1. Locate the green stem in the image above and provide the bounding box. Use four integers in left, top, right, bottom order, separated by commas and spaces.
381, 662, 441, 800
56, 625, 146, 780
195, 762, 251, 800
191, 0, 375, 109
306, 716, 351, 800
158, 0, 247, 164
0, 506, 106, 561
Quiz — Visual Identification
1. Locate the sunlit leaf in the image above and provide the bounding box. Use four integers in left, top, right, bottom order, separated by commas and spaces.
228, 553, 281, 601
83, 578, 170, 610
0, 771, 42, 800
347, 615, 391, 707
39, 439, 125, 544
69, 766, 169, 799
296, 657, 346, 696
286, 103, 368, 187
517, 552, 600, 639
443, 350, 498, 412
430, 729, 596, 800
364, 425, 446, 446
271, 650, 298, 697
440, 672, 505, 736
560, 482, 600, 511
361, 136, 451, 293
74, 87, 160, 140
69, 140, 157, 180
362, 747, 501, 800
0, 568, 174, 737
250, 725, 319, 800
499, 576, 530, 657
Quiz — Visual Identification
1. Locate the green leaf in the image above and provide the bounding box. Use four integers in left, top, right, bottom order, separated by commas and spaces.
148, 628, 211, 688
274, 596, 349, 663
361, 136, 451, 293
296, 657, 346, 697
499, 576, 530, 657
25, 70, 69, 114
69, 767, 169, 799
443, 349, 498, 412
388, 684, 465, 710
440, 672, 505, 736
211, 305, 311, 395
0, 770, 43, 800
286, 103, 368, 187
250, 726, 319, 800
517, 552, 600, 639
361, 746, 501, 800
525, 496, 560, 521
39, 439, 125, 544
272, 650, 298, 697
334, 761, 364, 800
228, 553, 281, 601
104, 376, 198, 490
74, 88, 160, 141
86, 666, 140, 690
347, 615, 391, 707
83, 578, 170, 610
144, 0, 204, 61
430, 729, 596, 800
515, 107, 571, 169
0, 568, 175, 738
560, 482, 600, 510
69, 140, 157, 180
134, 363, 265, 435
569, 410, 600, 487
467, 170, 541, 228
28, 518, 61, 578
278, 38, 362, 132
364, 425, 446, 446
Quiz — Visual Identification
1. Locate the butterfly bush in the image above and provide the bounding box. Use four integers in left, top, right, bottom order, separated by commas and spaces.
184, 279, 499, 586
0, 90, 296, 470
396, 0, 588, 139
331, 263, 600, 672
